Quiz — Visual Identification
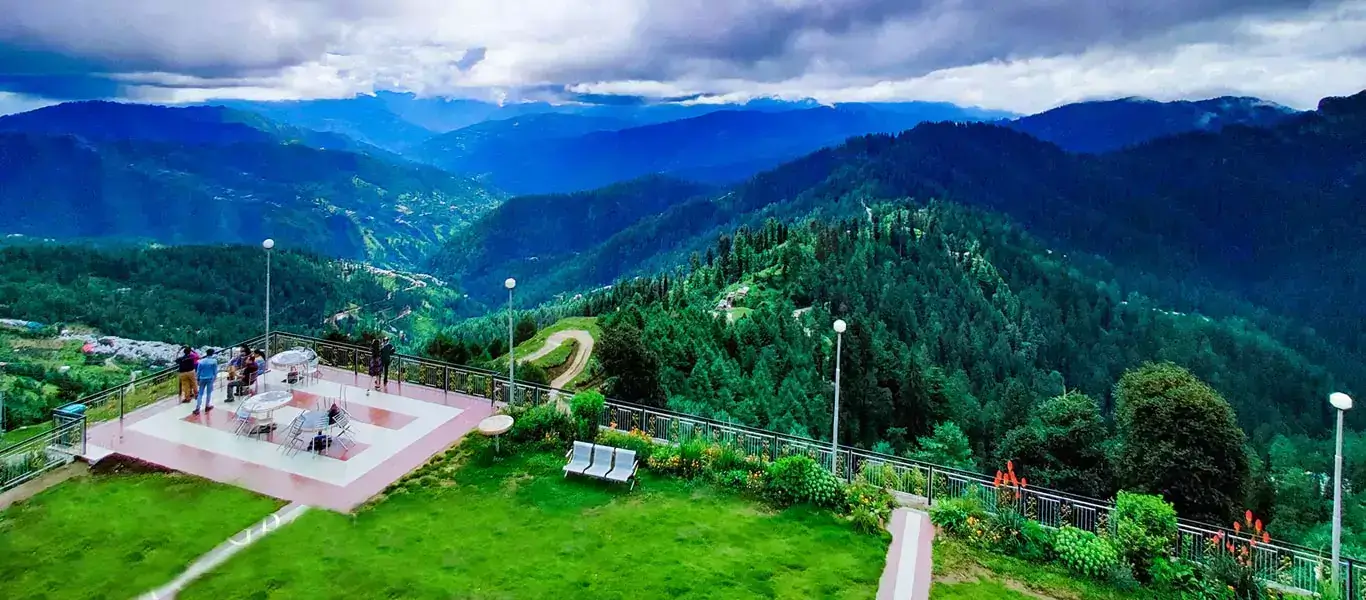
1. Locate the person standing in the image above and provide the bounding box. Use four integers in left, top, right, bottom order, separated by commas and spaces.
379, 337, 396, 389
175, 347, 197, 404
194, 349, 219, 415
368, 339, 383, 392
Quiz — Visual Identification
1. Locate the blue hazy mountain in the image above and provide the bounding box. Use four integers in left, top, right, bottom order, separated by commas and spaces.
0, 102, 503, 265
1007, 96, 1300, 153
0, 100, 396, 159
416, 102, 1005, 194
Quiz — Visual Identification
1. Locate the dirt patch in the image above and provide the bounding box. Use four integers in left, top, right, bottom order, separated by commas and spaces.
88, 453, 176, 476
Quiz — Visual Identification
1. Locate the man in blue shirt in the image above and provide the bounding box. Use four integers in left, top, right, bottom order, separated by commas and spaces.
194, 349, 219, 415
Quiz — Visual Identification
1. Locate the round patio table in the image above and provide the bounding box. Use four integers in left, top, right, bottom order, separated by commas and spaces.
477, 415, 515, 454
241, 390, 293, 434
270, 350, 311, 386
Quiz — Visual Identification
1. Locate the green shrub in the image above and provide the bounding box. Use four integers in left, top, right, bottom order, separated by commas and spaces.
1113, 491, 1178, 581
986, 508, 1030, 556
703, 443, 767, 489
569, 390, 606, 440
1108, 562, 1140, 592
765, 455, 843, 508
929, 495, 987, 538
645, 438, 707, 478
1149, 557, 1199, 593
844, 480, 897, 534
1018, 520, 1054, 562
506, 403, 575, 449
595, 428, 655, 459
1053, 526, 1120, 580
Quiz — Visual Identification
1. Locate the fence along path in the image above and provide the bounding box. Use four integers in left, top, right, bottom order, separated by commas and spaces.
13, 331, 1358, 599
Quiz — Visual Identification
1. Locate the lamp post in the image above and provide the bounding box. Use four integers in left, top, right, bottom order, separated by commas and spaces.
263, 239, 274, 353
832, 319, 846, 464
1331, 391, 1354, 586
505, 278, 516, 405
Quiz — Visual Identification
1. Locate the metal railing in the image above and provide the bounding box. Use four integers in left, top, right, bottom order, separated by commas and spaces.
1, 417, 84, 491
27, 330, 1362, 598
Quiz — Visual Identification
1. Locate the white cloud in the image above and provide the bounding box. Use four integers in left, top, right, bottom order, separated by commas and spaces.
0, 0, 1363, 112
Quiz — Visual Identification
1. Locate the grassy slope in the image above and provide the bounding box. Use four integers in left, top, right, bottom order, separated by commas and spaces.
185, 450, 887, 599
0, 473, 285, 600
491, 316, 601, 371
931, 538, 1150, 600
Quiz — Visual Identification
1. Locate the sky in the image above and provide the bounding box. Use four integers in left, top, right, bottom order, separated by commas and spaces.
0, 0, 1364, 115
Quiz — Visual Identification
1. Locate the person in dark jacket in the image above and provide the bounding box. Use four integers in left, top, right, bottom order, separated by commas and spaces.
175, 346, 197, 403
368, 339, 383, 392
379, 337, 396, 388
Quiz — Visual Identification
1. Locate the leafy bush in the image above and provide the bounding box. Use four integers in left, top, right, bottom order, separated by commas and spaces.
506, 403, 575, 449
987, 508, 1031, 556
1053, 526, 1120, 580
1108, 562, 1140, 592
1149, 557, 1199, 593
844, 480, 898, 534
569, 390, 606, 440
646, 438, 707, 478
703, 443, 767, 489
712, 468, 767, 494
1018, 520, 1054, 562
1113, 491, 1178, 580
595, 428, 655, 460
765, 455, 843, 508
929, 494, 987, 538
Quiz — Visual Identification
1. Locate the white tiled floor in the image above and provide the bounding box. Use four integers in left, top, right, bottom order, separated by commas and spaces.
126, 374, 463, 487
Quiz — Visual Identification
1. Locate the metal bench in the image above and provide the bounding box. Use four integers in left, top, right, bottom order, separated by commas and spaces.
564, 441, 639, 490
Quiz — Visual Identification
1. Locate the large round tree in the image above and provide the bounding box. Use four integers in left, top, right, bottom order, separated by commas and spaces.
1115, 362, 1249, 522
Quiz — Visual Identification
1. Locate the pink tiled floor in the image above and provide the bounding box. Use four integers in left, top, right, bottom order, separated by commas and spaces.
85, 366, 496, 512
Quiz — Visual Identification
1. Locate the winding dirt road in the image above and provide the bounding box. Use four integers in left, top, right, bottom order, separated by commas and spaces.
519, 330, 595, 389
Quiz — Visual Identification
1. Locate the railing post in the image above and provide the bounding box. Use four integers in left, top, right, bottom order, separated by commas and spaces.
351, 349, 358, 374
928, 466, 936, 505
1349, 558, 1357, 600
443, 366, 450, 392
118, 388, 126, 422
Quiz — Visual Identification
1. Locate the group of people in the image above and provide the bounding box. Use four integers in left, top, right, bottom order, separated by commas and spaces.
173, 337, 395, 413
175, 345, 268, 415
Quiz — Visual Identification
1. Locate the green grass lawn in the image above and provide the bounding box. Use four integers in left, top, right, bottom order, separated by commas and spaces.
184, 449, 888, 599
0, 423, 52, 449
0, 472, 285, 600
511, 316, 601, 356
931, 537, 1149, 600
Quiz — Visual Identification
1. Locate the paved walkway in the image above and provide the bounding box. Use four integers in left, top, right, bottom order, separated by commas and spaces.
84, 366, 494, 512
139, 502, 311, 599
878, 508, 935, 600
518, 329, 594, 389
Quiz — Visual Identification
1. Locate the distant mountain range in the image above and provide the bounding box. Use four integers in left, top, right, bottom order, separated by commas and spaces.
437, 89, 1365, 354
0, 101, 396, 159
1006, 96, 1300, 153
416, 103, 1008, 194
0, 102, 502, 265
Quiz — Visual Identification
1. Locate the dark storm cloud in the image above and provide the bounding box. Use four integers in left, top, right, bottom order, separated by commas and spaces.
607, 0, 1325, 82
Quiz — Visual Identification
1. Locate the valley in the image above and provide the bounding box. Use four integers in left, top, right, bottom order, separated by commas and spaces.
1, 86, 1364, 566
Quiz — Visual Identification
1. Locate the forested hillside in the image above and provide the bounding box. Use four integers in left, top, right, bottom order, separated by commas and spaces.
480, 90, 1366, 362
524, 202, 1364, 538
431, 175, 714, 303
0, 243, 461, 346
0, 133, 503, 266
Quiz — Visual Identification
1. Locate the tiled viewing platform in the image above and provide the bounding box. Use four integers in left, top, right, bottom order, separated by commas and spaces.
84, 366, 496, 511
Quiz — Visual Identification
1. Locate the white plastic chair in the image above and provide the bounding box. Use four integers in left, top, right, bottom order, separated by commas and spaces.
563, 441, 593, 477
605, 449, 639, 490
582, 445, 615, 479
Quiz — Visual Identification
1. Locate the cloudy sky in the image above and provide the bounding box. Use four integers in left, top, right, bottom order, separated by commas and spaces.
1, 0, 1364, 115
